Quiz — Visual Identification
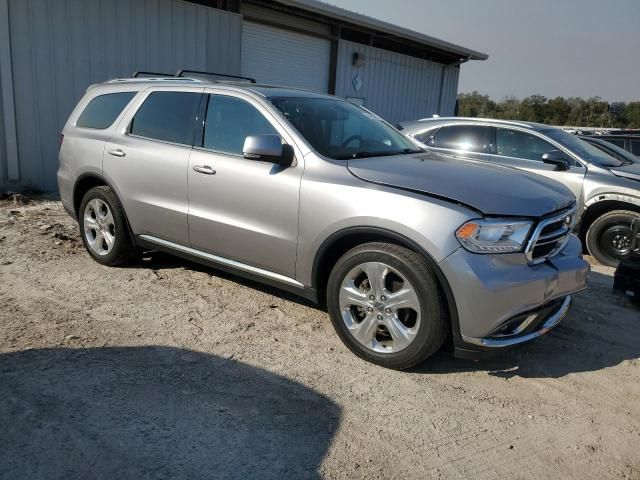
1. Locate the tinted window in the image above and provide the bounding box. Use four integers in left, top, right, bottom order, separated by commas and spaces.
631, 140, 640, 155
414, 130, 435, 146
543, 128, 614, 167
269, 97, 420, 160
582, 138, 633, 166
76, 92, 136, 129
130, 91, 201, 145
604, 138, 625, 148
203, 95, 278, 155
496, 128, 556, 161
432, 125, 490, 153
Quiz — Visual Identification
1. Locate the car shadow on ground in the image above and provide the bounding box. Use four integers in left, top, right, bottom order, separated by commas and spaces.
0, 346, 340, 480
127, 251, 323, 311
123, 252, 639, 380
414, 270, 640, 379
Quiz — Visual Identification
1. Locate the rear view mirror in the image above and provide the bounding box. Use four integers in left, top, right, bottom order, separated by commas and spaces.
542, 150, 571, 171
243, 135, 293, 167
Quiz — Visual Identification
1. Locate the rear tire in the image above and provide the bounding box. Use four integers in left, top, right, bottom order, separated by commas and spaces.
78, 186, 137, 266
326, 242, 448, 369
586, 210, 640, 267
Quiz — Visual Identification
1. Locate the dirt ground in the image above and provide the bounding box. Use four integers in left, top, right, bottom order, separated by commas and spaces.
0, 198, 639, 480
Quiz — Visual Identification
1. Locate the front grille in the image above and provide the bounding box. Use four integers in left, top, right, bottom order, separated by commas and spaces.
526, 207, 576, 264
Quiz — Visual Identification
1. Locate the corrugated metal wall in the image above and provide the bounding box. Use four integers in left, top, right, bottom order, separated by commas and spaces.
1, 0, 241, 191
439, 64, 460, 117
335, 40, 460, 124
0, 68, 6, 190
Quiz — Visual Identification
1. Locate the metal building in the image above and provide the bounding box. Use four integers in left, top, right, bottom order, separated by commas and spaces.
0, 0, 487, 192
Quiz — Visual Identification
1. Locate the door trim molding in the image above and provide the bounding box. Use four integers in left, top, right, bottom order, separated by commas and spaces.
138, 234, 304, 288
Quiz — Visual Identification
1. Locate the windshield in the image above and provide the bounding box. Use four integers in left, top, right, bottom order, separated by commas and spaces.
268, 97, 422, 160
543, 128, 625, 167
585, 138, 638, 165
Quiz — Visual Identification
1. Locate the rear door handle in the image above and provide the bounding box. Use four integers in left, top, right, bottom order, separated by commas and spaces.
108, 148, 126, 157
192, 165, 216, 175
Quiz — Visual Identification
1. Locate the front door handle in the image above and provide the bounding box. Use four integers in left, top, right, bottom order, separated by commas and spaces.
108, 148, 126, 157
192, 165, 216, 175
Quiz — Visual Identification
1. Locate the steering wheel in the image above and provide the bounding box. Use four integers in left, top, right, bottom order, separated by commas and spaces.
341, 135, 362, 148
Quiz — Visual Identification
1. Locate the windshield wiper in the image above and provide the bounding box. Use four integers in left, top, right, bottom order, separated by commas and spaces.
349, 148, 424, 159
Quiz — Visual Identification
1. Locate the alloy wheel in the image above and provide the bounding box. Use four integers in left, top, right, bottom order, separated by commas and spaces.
339, 261, 421, 354
83, 199, 116, 256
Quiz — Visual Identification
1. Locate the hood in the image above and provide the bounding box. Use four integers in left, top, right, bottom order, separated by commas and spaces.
347, 151, 575, 217
610, 163, 640, 182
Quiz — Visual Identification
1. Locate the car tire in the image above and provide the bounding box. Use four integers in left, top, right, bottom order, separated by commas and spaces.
78, 186, 137, 266
326, 242, 448, 369
586, 210, 640, 267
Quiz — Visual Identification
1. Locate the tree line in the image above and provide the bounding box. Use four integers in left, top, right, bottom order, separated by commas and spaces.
457, 91, 640, 129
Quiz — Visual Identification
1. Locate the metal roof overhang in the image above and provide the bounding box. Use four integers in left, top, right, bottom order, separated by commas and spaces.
274, 0, 489, 61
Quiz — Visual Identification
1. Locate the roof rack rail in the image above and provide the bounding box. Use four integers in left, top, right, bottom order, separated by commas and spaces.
175, 69, 256, 83
132, 71, 174, 78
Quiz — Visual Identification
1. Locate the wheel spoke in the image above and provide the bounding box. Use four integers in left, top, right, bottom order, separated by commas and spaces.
349, 314, 378, 347
362, 262, 387, 298
383, 316, 415, 351
386, 287, 420, 311
83, 214, 98, 230
103, 209, 115, 227
90, 199, 101, 216
102, 230, 115, 250
89, 229, 103, 249
339, 279, 370, 308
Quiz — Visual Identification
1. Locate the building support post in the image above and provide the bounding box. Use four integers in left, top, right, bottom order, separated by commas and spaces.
0, 0, 19, 182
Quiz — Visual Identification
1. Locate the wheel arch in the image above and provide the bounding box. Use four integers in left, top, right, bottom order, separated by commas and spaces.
73, 173, 136, 239
311, 226, 461, 339
579, 197, 640, 240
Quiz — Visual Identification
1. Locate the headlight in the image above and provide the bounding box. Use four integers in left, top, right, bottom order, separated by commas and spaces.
456, 219, 533, 254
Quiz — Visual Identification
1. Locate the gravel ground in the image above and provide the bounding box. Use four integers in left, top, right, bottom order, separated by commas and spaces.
0, 199, 639, 480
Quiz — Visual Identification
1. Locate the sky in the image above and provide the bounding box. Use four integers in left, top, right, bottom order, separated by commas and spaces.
324, 0, 640, 102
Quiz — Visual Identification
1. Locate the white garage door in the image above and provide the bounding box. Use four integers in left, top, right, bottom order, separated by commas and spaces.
241, 22, 331, 93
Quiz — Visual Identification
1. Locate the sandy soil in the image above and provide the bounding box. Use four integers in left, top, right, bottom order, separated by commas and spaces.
1, 199, 639, 480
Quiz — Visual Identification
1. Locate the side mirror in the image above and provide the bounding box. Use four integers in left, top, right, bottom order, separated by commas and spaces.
243, 135, 293, 167
542, 150, 571, 171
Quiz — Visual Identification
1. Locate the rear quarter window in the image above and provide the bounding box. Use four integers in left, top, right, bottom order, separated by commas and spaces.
129, 91, 201, 145
76, 92, 136, 129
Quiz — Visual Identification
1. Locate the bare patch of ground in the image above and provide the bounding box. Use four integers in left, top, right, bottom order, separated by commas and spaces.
1, 200, 639, 479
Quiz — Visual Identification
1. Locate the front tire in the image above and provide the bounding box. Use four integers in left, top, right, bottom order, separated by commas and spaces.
78, 186, 137, 266
326, 242, 448, 369
586, 210, 640, 267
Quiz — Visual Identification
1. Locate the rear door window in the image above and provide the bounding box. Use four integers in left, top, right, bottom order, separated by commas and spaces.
495, 128, 555, 161
202, 95, 278, 155
129, 91, 201, 145
432, 125, 491, 153
631, 140, 640, 156
76, 92, 136, 129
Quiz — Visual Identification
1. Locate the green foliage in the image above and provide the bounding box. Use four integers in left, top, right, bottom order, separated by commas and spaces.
457, 92, 640, 128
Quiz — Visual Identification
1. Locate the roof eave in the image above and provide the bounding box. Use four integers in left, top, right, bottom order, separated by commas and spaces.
275, 0, 489, 61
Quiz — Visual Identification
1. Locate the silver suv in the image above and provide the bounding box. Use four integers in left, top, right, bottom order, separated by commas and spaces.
400, 118, 640, 267
58, 75, 589, 369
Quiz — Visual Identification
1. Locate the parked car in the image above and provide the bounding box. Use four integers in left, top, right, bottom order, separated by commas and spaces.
590, 134, 640, 156
58, 76, 589, 369
401, 118, 640, 267
580, 135, 639, 163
